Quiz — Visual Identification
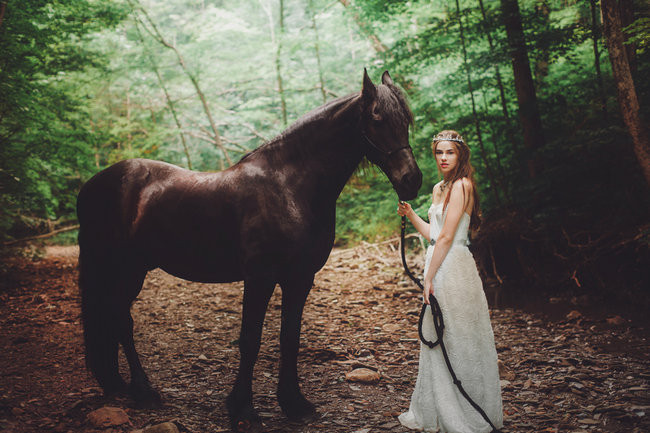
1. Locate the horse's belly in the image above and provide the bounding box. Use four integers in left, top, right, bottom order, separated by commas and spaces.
157, 256, 244, 284
147, 238, 244, 284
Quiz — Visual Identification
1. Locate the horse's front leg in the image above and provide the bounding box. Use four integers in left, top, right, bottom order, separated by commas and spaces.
277, 274, 318, 422
226, 276, 275, 433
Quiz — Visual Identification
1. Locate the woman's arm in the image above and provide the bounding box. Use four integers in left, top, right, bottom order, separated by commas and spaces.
398, 201, 430, 239
422, 179, 471, 303
397, 183, 441, 240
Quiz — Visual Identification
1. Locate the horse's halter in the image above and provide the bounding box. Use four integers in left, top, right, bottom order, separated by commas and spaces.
360, 130, 410, 161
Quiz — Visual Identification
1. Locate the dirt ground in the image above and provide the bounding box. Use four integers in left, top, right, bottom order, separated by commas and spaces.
1, 244, 649, 433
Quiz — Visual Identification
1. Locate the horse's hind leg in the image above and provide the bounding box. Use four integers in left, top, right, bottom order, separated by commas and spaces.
277, 274, 317, 422
116, 269, 162, 407
226, 276, 275, 432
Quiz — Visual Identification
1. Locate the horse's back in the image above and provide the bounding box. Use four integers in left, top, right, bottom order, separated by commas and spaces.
76, 157, 334, 282
77, 159, 189, 250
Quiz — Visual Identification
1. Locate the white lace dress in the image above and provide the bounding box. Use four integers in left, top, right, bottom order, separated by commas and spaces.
398, 203, 503, 433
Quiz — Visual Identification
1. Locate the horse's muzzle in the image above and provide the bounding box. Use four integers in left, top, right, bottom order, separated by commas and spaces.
395, 169, 422, 201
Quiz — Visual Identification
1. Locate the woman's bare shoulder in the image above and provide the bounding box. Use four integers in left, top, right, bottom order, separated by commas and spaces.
432, 181, 444, 201
451, 177, 473, 191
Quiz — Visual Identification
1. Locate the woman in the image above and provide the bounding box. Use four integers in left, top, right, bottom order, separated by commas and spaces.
397, 130, 503, 432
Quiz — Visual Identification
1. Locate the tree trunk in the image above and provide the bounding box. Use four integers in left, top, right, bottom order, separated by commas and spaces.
601, 0, 650, 186
477, 0, 517, 152
533, 0, 550, 86
456, 0, 502, 205
619, 0, 636, 74
135, 22, 192, 169
338, 0, 389, 55
132, 0, 231, 167
308, 0, 327, 103
0, 2, 6, 30
152, 66, 193, 169
126, 92, 132, 152
589, 0, 607, 121
500, 0, 545, 178
260, 0, 288, 127
276, 0, 288, 126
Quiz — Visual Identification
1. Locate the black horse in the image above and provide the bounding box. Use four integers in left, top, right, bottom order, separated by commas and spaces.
77, 70, 422, 431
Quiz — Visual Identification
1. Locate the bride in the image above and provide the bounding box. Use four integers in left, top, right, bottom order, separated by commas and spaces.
397, 130, 503, 432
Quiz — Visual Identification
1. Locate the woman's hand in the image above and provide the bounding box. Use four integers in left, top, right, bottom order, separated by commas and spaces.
423, 279, 434, 305
397, 201, 412, 217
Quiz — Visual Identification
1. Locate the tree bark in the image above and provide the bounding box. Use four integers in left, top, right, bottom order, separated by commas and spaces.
456, 0, 502, 205
589, 0, 607, 121
500, 0, 545, 178
618, 0, 636, 74
0, 2, 7, 30
601, 0, 650, 186
308, 0, 327, 103
276, 0, 288, 127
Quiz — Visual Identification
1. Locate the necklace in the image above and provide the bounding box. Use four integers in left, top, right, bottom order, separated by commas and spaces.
441, 179, 451, 191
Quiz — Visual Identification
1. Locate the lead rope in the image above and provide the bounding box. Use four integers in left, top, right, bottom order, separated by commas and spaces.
399, 214, 502, 433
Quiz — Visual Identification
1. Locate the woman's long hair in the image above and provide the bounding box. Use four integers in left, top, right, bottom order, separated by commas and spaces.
432, 130, 481, 230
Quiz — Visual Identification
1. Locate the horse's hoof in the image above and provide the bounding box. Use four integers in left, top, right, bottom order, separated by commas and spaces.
102, 377, 128, 397
228, 412, 263, 433
129, 382, 162, 408
226, 394, 263, 433
287, 408, 320, 424
280, 394, 318, 423
234, 418, 263, 433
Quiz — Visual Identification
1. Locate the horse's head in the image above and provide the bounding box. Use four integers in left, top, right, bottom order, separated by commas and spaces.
358, 69, 422, 201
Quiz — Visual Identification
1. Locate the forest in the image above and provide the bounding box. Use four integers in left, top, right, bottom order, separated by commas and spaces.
1, 0, 649, 307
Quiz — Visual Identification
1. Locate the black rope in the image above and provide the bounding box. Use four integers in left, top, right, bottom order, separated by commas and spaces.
399, 215, 502, 433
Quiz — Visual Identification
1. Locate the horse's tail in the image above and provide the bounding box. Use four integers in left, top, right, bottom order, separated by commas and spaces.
77, 174, 127, 394
78, 229, 126, 393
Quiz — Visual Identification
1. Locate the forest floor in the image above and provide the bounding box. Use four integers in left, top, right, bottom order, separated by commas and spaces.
1, 243, 649, 433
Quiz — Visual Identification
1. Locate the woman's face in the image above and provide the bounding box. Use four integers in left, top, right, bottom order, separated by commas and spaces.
434, 141, 458, 176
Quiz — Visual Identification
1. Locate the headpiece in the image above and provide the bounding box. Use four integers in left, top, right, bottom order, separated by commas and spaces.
432, 135, 464, 144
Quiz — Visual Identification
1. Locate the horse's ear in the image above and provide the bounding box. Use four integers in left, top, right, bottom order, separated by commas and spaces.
381, 70, 394, 86
362, 68, 377, 103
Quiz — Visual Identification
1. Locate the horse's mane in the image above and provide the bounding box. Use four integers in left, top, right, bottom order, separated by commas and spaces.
382, 82, 414, 128
236, 93, 359, 164
237, 83, 413, 164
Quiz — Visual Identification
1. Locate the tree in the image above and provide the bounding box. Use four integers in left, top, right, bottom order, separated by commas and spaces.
500, 0, 545, 179
260, 0, 288, 127
600, 0, 650, 186
130, 0, 232, 168
455, 0, 502, 205
307, 0, 327, 103
589, 0, 608, 120
133, 21, 193, 169
0, 0, 127, 241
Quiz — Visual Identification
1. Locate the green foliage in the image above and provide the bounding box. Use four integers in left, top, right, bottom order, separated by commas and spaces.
0, 0, 128, 242
1, 0, 648, 298
624, 17, 650, 53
